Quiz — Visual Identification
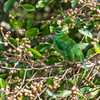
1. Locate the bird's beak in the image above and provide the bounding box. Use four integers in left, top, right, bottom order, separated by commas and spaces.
45, 34, 53, 38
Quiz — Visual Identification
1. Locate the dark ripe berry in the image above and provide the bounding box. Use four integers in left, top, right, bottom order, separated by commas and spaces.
14, 7, 17, 10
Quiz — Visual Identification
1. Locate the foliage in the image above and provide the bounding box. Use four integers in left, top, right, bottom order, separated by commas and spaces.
0, 0, 100, 100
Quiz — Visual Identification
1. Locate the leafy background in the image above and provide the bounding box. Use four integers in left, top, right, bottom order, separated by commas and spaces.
0, 0, 100, 100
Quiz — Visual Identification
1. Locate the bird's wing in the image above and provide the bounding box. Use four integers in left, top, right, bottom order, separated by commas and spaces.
72, 45, 88, 71
72, 45, 82, 60
54, 37, 75, 61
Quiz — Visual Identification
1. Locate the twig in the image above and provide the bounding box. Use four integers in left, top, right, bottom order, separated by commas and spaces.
20, 70, 27, 89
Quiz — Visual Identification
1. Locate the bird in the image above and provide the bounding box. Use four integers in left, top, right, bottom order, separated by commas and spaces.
49, 30, 88, 71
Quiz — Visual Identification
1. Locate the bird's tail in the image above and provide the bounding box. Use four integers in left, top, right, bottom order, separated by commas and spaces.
79, 58, 88, 71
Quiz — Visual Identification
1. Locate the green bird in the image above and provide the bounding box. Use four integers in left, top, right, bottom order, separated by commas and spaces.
48, 30, 88, 71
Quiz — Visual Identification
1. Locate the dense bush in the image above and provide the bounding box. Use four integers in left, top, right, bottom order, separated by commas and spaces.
0, 0, 100, 100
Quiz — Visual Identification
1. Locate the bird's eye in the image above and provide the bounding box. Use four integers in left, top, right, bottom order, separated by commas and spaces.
53, 32, 56, 35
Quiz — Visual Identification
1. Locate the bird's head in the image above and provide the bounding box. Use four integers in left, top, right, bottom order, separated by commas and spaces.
51, 30, 62, 36
45, 30, 63, 38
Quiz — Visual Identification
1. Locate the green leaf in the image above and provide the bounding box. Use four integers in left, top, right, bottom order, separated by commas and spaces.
46, 54, 61, 65
18, 19, 24, 29
80, 87, 90, 94
85, 36, 92, 43
60, 90, 72, 97
27, 18, 33, 30
46, 89, 56, 98
57, 20, 62, 25
0, 74, 7, 78
3, 0, 14, 13
69, 27, 77, 38
18, 68, 25, 78
66, 79, 74, 87
78, 28, 93, 38
0, 91, 5, 100
5, 63, 10, 68
26, 65, 32, 79
76, 75, 83, 87
94, 81, 100, 85
28, 48, 42, 58
0, 38, 5, 51
43, 25, 49, 36
36, 0, 53, 10
21, 4, 35, 12
0, 56, 5, 61
74, 18, 81, 25
9, 18, 18, 29
76, 43, 89, 50
32, 38, 39, 46
90, 89, 100, 98
8, 37, 17, 47
12, 12, 20, 16
49, 26, 54, 33
36, 43, 51, 52
9, 19, 14, 29
26, 28, 39, 38
70, 0, 78, 7
62, 25, 68, 32
46, 78, 53, 85
94, 42, 100, 54
0, 78, 5, 88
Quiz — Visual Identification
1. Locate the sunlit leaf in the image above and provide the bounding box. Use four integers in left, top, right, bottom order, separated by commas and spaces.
76, 75, 83, 87
66, 79, 73, 87
8, 37, 17, 47
0, 78, 5, 88
3, 0, 14, 13
70, 0, 78, 7
60, 90, 72, 97
49, 26, 54, 33
21, 4, 35, 12
18, 19, 24, 29
78, 28, 92, 38
36, 0, 53, 10
26, 28, 39, 38
12, 12, 20, 16
28, 48, 42, 58
46, 78, 53, 85
76, 43, 89, 50
80, 87, 90, 94
46, 89, 56, 98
